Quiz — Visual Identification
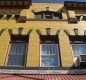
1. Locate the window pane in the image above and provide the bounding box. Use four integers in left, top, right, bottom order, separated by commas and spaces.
41, 44, 59, 67
53, 13, 62, 19
72, 44, 86, 56
9, 43, 27, 55
41, 56, 58, 67
35, 13, 42, 19
43, 12, 52, 19
7, 43, 27, 66
7, 54, 25, 66
42, 45, 58, 55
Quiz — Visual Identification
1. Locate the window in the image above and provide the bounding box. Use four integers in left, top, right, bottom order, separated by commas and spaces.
35, 11, 62, 20
43, 12, 52, 19
70, 36, 86, 67
40, 36, 60, 67
76, 14, 86, 21
72, 44, 86, 57
6, 35, 28, 67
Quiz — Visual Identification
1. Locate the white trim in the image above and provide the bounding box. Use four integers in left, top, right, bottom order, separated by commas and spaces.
71, 44, 86, 67
40, 44, 60, 67
5, 44, 11, 66
72, 44, 86, 56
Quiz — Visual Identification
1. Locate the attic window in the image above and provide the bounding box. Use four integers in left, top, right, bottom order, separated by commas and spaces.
76, 14, 86, 21
35, 12, 62, 20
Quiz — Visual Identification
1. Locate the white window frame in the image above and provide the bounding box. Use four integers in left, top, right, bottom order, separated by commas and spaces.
5, 42, 28, 67
71, 44, 86, 57
43, 12, 53, 19
71, 44, 86, 67
40, 44, 60, 67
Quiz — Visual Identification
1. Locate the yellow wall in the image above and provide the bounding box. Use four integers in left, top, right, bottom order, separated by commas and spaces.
0, 3, 86, 67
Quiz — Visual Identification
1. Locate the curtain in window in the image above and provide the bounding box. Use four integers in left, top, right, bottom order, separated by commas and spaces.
7, 43, 27, 66
42, 45, 58, 55
72, 44, 86, 56
41, 56, 58, 67
41, 44, 59, 67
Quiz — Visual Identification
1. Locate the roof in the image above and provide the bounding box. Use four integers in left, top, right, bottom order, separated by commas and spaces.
0, 74, 86, 80
65, 0, 86, 2
0, 0, 31, 1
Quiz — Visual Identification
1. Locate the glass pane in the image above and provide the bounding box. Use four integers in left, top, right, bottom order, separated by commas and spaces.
53, 13, 62, 19
7, 54, 25, 66
72, 44, 86, 56
41, 56, 58, 67
35, 14, 42, 19
42, 45, 58, 55
9, 43, 27, 55
44, 16, 52, 19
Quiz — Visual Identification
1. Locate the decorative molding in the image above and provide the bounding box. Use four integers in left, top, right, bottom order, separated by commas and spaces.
74, 29, 79, 36
18, 28, 23, 35
0, 29, 5, 36
27, 29, 33, 35
46, 28, 51, 35
64, 30, 70, 36
36, 29, 42, 35
8, 29, 13, 35
84, 30, 86, 36
56, 30, 61, 35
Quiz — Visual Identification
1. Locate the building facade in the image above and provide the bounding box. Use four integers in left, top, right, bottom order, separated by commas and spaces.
0, 0, 86, 75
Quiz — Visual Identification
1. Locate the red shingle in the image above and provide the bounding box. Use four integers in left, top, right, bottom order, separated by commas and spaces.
0, 74, 86, 80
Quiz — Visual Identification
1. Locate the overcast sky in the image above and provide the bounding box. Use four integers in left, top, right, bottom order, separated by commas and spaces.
32, 0, 86, 2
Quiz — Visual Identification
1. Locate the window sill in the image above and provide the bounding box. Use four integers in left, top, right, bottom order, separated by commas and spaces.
27, 19, 67, 21
0, 66, 85, 70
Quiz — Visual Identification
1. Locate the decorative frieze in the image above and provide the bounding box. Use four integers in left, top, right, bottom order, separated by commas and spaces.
0, 29, 5, 36
56, 30, 61, 35
8, 29, 13, 35
0, 28, 85, 36
27, 29, 33, 35
46, 28, 51, 35
18, 28, 23, 35
36, 29, 42, 35
74, 29, 79, 36
64, 30, 70, 36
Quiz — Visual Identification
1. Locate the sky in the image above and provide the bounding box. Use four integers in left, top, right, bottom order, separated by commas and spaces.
32, 0, 86, 3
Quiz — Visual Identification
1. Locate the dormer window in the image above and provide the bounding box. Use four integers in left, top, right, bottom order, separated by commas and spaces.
76, 14, 86, 21
35, 11, 62, 20
43, 12, 52, 19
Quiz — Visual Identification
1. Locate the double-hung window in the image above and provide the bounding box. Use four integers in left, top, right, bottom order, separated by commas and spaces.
70, 36, 86, 67
72, 44, 86, 57
6, 35, 28, 67
40, 36, 60, 67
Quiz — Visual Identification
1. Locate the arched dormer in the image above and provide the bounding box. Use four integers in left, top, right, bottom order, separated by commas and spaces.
34, 11, 63, 20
